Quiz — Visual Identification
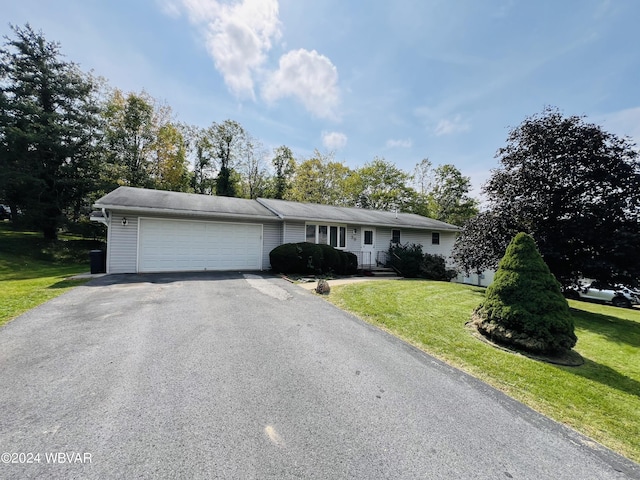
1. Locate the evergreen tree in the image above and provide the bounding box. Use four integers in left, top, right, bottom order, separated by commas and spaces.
472, 232, 577, 355
0, 24, 100, 239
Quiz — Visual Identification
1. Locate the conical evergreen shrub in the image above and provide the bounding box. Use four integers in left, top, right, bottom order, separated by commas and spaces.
472, 232, 577, 355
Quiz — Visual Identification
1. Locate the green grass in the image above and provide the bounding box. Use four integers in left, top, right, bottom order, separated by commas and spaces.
0, 223, 103, 327
329, 279, 640, 463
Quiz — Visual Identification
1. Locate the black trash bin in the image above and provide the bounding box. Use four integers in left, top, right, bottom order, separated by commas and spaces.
89, 250, 106, 274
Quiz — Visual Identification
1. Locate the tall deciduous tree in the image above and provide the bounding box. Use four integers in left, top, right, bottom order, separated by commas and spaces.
351, 157, 416, 211
270, 145, 296, 199
454, 107, 640, 287
237, 134, 268, 199
212, 119, 245, 197
182, 124, 216, 194
102, 89, 156, 188
153, 123, 190, 192
0, 24, 100, 239
287, 150, 351, 205
430, 164, 478, 225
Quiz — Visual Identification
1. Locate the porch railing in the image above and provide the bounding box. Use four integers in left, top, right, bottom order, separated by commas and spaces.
353, 250, 390, 270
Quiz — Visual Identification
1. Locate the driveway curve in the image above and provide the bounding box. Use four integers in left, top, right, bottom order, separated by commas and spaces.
0, 272, 637, 479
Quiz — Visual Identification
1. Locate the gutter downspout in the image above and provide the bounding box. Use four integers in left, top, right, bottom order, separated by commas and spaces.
101, 208, 110, 226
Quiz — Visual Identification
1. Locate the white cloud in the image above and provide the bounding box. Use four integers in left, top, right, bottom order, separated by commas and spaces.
322, 131, 347, 150
168, 0, 281, 99
434, 115, 471, 136
262, 49, 340, 119
386, 138, 412, 148
163, 0, 341, 117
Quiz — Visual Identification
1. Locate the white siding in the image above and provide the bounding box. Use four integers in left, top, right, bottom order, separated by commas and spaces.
392, 228, 457, 266
107, 214, 139, 274
429, 231, 457, 266
456, 269, 495, 287
283, 221, 305, 243
262, 222, 281, 270
375, 227, 392, 251
345, 224, 359, 251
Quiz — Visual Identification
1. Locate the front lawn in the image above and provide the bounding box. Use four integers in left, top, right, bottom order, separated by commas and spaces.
0, 224, 103, 327
329, 280, 640, 463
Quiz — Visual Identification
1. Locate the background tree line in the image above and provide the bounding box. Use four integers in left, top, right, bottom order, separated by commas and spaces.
4, 25, 637, 292
0, 25, 478, 239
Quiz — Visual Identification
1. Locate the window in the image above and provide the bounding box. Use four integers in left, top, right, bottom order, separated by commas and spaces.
364, 230, 374, 245
391, 229, 401, 244
329, 226, 338, 247
432, 232, 440, 245
305, 223, 347, 249
318, 225, 328, 245
305, 224, 316, 243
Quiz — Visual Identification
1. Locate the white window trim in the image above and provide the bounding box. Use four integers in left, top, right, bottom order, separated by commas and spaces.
305, 222, 347, 249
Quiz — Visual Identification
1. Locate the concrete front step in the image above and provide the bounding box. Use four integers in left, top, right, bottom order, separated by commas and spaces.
365, 267, 398, 277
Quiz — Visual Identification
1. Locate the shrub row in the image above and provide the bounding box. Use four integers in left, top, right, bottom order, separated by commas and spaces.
270, 242, 358, 275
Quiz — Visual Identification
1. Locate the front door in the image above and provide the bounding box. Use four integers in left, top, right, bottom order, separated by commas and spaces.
361, 227, 376, 268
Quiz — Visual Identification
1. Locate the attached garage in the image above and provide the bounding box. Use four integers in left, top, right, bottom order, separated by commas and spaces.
138, 218, 262, 272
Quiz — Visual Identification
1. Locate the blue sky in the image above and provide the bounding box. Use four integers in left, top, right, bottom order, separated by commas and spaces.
2, 0, 639, 197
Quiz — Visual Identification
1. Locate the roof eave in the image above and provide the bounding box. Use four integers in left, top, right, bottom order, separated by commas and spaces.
280, 215, 460, 231
93, 204, 279, 222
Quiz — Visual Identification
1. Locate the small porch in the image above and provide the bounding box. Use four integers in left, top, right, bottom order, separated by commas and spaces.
352, 250, 397, 277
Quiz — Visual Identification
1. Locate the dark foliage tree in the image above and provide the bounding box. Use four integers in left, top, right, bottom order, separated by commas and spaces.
471, 232, 577, 355
0, 24, 100, 239
453, 211, 514, 276
453, 107, 640, 287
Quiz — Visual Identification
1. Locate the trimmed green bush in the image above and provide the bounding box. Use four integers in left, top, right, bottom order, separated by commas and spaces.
389, 243, 424, 278
318, 244, 342, 273
472, 232, 577, 355
341, 250, 358, 275
421, 253, 457, 281
269, 242, 358, 275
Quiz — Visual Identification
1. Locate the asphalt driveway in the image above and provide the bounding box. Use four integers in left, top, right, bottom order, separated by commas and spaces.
0, 272, 637, 479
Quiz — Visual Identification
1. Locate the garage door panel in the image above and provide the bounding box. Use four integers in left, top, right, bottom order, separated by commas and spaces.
138, 218, 262, 272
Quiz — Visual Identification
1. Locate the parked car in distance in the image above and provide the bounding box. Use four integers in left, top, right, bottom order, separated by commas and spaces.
565, 280, 640, 308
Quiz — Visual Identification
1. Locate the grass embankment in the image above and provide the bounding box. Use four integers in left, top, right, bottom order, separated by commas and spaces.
329, 280, 640, 463
0, 223, 104, 327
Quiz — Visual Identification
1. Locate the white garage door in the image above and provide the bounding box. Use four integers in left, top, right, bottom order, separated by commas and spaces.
138, 218, 262, 272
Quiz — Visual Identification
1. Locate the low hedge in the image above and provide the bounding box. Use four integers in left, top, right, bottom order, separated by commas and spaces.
270, 242, 357, 275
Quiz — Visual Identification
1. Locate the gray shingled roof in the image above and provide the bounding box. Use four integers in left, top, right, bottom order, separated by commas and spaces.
94, 186, 460, 230
257, 198, 459, 230
94, 186, 277, 220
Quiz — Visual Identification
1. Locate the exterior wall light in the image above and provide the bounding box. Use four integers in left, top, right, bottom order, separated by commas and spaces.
122, 217, 128, 226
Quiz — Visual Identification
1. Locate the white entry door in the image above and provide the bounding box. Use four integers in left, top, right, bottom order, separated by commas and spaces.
361, 227, 376, 267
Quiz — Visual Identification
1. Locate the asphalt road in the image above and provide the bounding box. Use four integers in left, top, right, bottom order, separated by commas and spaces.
0, 272, 638, 479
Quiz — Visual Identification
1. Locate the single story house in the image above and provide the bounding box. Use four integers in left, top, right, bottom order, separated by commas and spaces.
91, 186, 460, 274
